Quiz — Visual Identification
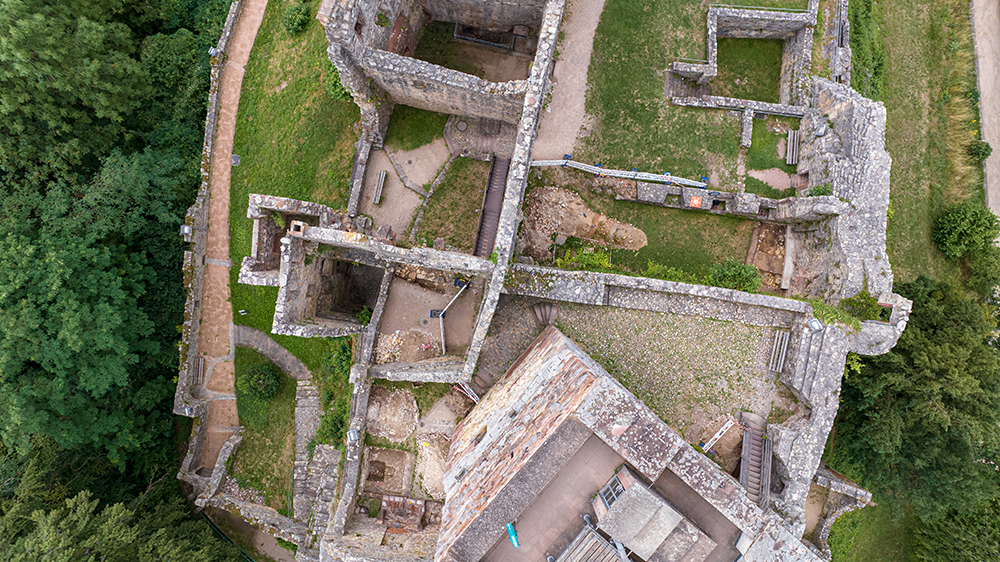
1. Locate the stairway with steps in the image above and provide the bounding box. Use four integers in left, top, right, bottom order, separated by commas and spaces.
554, 525, 622, 562
739, 413, 772, 507
293, 381, 321, 522
788, 327, 835, 407
306, 445, 341, 545
473, 156, 510, 258
531, 301, 557, 327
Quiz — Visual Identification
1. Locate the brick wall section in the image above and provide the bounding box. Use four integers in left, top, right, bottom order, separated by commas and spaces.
175, 0, 245, 416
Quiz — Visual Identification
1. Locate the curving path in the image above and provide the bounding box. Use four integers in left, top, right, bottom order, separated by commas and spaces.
198, 0, 268, 470
234, 325, 311, 380
973, 0, 1000, 218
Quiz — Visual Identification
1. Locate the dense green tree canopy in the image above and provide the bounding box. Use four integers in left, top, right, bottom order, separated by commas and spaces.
833, 276, 1000, 519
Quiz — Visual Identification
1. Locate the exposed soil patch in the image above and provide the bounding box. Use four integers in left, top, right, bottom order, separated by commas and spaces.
414, 389, 474, 500
690, 418, 744, 474
747, 168, 792, 190
522, 185, 647, 260
375, 329, 440, 363
359, 150, 423, 242
804, 483, 831, 544
366, 385, 418, 442
392, 138, 451, 186
362, 447, 414, 497
749, 222, 787, 291
451, 43, 530, 82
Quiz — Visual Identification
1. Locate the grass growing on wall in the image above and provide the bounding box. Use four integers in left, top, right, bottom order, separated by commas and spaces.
227, 0, 359, 369
384, 105, 450, 151
230, 348, 297, 511
415, 157, 491, 251
713, 38, 785, 103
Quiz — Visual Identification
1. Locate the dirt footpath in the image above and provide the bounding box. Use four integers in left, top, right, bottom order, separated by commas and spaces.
532, 0, 608, 160
973, 0, 1000, 217
197, 0, 268, 469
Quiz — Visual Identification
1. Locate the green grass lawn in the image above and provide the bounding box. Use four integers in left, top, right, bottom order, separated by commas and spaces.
748, 116, 798, 173
880, 0, 973, 283
384, 105, 449, 151
713, 38, 785, 103
745, 176, 796, 199
829, 503, 916, 562
230, 347, 296, 512
415, 157, 491, 251
227, 0, 359, 369
414, 21, 483, 77
584, 0, 741, 184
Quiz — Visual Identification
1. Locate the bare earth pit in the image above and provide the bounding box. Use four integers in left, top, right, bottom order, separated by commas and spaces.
366, 385, 418, 443
521, 185, 647, 260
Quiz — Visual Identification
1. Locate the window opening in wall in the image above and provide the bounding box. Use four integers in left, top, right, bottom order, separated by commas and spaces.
355, 13, 365, 39
599, 475, 625, 508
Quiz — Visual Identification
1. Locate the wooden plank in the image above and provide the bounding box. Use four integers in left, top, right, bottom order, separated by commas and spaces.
373, 169, 387, 204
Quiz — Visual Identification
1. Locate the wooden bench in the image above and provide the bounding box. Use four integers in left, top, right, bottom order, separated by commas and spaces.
373, 169, 387, 204
786, 130, 800, 166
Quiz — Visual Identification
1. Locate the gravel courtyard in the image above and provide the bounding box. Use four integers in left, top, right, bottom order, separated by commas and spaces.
556, 304, 778, 440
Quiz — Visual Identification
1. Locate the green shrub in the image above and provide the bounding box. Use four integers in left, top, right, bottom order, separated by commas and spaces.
968, 140, 993, 164
969, 244, 1000, 297
555, 247, 618, 273
705, 259, 762, 293
238, 364, 280, 400
644, 261, 697, 283
282, 4, 309, 34
375, 13, 390, 27
356, 306, 372, 326
932, 202, 1000, 259
275, 537, 298, 553
840, 290, 882, 321
808, 184, 833, 196
315, 337, 353, 446
325, 65, 352, 102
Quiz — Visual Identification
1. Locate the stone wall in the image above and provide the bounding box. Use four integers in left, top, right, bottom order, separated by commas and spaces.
369, 356, 467, 382
460, 0, 566, 380
364, 49, 527, 124
781, 25, 815, 106
812, 467, 872, 558
195, 428, 244, 506
425, 0, 547, 32
175, 0, 245, 416
715, 7, 812, 39
503, 263, 812, 328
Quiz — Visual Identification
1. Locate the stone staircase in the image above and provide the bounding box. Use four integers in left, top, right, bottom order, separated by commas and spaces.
293, 381, 321, 521
306, 445, 341, 545
739, 412, 771, 506
788, 327, 834, 407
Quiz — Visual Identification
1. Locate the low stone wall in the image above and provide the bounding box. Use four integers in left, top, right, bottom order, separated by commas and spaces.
369, 356, 467, 382
175, 0, 246, 417
715, 6, 812, 39
328, 365, 373, 536
461, 0, 567, 380
205, 494, 310, 546
671, 95, 807, 117
812, 467, 872, 558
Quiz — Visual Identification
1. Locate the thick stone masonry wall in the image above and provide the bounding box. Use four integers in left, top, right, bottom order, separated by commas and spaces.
205, 494, 310, 545
364, 50, 527, 125
175, 0, 245, 416
460, 0, 566, 380
291, 224, 495, 276
369, 356, 467, 382
812, 468, 872, 558
715, 8, 812, 39
177, 411, 210, 491
195, 428, 244, 506
273, 236, 365, 338
781, 26, 815, 106
503, 263, 811, 327
425, 0, 547, 32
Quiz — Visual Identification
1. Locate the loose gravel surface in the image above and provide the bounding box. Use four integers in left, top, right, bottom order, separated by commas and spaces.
556, 304, 777, 436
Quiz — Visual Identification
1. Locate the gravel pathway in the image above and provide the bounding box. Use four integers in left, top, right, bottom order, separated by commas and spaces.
556, 304, 777, 435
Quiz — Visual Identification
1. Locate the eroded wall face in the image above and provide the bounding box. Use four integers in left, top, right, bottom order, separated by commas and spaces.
423, 0, 546, 32
364, 49, 525, 124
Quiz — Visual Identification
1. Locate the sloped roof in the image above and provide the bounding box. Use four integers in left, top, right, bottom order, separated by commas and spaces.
435, 326, 821, 562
